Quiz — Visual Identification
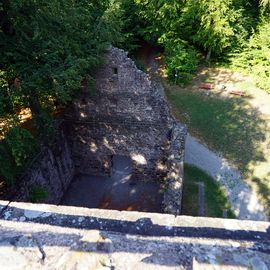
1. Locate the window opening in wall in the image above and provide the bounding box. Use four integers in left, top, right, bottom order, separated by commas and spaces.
113, 67, 118, 75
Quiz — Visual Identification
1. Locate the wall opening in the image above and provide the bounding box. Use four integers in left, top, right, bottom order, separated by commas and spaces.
111, 155, 132, 177
113, 67, 118, 75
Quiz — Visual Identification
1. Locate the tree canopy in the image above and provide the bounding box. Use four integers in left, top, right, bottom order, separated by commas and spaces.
0, 0, 124, 184
119, 0, 269, 89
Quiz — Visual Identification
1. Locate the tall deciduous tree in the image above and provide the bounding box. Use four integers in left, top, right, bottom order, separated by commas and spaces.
181, 0, 243, 59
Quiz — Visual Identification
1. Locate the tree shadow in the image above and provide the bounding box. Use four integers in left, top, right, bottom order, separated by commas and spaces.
252, 173, 270, 216
169, 86, 270, 214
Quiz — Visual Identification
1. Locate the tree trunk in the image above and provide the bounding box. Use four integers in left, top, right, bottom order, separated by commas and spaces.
206, 49, 212, 61
29, 94, 41, 118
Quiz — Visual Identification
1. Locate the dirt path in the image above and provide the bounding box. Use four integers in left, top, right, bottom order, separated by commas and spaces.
142, 46, 268, 221
185, 134, 267, 220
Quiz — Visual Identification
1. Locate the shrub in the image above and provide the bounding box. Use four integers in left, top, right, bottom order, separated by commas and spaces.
161, 38, 198, 85
30, 186, 48, 203
0, 126, 37, 185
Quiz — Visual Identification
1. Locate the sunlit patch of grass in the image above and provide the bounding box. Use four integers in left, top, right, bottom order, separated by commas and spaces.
166, 86, 267, 173
182, 164, 235, 218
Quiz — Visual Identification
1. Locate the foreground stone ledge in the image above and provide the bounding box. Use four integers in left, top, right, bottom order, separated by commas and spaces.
1, 201, 269, 236
0, 201, 269, 269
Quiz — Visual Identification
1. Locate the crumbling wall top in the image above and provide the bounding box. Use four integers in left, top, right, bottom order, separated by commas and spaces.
95, 47, 152, 94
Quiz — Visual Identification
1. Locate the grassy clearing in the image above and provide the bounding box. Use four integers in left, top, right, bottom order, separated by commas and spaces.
182, 164, 235, 218
165, 67, 270, 216
166, 85, 266, 172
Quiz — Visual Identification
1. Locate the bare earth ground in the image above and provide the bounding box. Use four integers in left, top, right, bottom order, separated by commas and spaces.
141, 47, 270, 220
61, 156, 163, 212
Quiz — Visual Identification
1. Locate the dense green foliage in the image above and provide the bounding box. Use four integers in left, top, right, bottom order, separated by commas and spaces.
230, 19, 270, 93
0, 0, 124, 185
0, 0, 123, 119
0, 125, 37, 184
162, 38, 198, 84
30, 186, 48, 203
120, 0, 269, 88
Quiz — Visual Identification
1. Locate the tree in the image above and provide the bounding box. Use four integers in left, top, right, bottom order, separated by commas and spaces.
0, 0, 124, 126
130, 0, 184, 42
0, 0, 125, 185
180, 0, 244, 59
231, 19, 270, 93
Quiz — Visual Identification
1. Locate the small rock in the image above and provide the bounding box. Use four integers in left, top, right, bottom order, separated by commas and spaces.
24, 210, 51, 219
231, 242, 241, 248
78, 217, 85, 223
4, 212, 11, 220
19, 216, 26, 222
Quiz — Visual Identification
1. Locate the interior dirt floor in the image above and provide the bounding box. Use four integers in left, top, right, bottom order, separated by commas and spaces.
61, 155, 164, 213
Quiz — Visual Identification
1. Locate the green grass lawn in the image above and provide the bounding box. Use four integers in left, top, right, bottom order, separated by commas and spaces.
166, 86, 267, 174
182, 164, 235, 218
165, 68, 270, 217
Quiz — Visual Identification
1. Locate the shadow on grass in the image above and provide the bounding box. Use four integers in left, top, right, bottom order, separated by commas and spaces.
252, 173, 270, 216
166, 87, 268, 173
166, 84, 270, 216
182, 164, 235, 218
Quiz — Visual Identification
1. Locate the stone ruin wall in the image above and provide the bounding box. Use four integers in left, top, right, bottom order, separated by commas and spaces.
10, 47, 187, 214
68, 47, 186, 187
163, 124, 186, 215
13, 129, 75, 204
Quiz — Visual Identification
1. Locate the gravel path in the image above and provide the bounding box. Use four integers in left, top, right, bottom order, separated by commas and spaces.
185, 134, 268, 221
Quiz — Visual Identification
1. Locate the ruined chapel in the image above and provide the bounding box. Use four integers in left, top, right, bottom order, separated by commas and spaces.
14, 47, 186, 215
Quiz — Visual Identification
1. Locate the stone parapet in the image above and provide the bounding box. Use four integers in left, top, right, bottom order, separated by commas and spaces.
0, 201, 269, 269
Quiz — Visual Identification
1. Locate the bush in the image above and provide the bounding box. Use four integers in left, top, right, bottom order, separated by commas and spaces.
161, 38, 198, 85
0, 126, 37, 185
0, 143, 17, 185
30, 186, 48, 203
